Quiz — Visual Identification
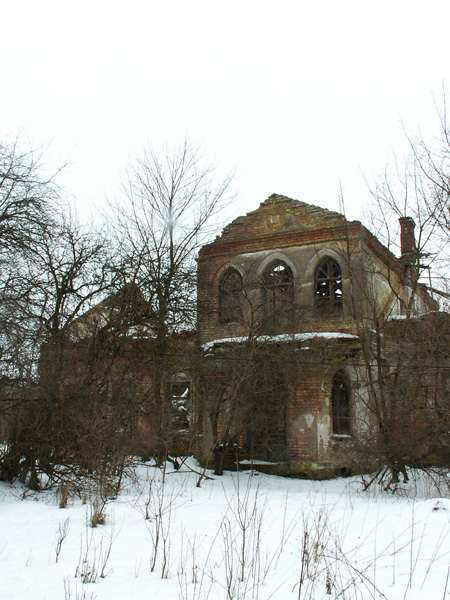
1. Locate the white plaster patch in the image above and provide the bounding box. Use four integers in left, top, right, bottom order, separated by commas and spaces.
304, 414, 314, 428
317, 420, 330, 451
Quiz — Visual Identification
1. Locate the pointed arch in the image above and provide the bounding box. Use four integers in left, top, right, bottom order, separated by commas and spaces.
219, 268, 243, 323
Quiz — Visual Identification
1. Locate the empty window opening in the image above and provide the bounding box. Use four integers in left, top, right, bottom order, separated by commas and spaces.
263, 261, 294, 316
332, 370, 351, 435
315, 257, 343, 312
219, 268, 243, 323
171, 382, 190, 430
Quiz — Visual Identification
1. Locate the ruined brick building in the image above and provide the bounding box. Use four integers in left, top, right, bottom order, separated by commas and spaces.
195, 194, 438, 475
38, 193, 444, 477
39, 284, 194, 461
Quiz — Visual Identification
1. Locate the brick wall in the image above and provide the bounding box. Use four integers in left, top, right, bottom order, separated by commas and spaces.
197, 194, 365, 345
196, 194, 437, 472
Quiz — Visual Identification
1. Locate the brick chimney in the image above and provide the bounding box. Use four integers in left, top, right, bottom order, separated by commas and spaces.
399, 216, 416, 257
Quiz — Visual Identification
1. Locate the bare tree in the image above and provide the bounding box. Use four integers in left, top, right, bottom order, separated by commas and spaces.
0, 208, 119, 486
348, 309, 450, 491
367, 90, 450, 302
344, 96, 450, 488
407, 92, 450, 237
0, 137, 62, 463
108, 140, 234, 463
0, 139, 59, 380
0, 138, 58, 253
32, 213, 112, 337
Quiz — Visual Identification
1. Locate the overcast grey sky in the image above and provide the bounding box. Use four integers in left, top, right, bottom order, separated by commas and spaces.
1, 0, 450, 226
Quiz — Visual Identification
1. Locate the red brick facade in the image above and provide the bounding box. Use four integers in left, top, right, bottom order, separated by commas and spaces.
196, 194, 438, 476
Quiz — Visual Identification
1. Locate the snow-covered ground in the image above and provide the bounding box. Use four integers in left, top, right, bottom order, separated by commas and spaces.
1, 460, 450, 600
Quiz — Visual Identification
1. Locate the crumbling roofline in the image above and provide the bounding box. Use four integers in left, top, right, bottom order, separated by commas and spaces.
198, 221, 364, 259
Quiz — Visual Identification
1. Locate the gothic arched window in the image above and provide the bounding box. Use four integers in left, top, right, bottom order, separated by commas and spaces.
332, 370, 351, 435
263, 261, 294, 316
219, 268, 243, 323
314, 257, 343, 312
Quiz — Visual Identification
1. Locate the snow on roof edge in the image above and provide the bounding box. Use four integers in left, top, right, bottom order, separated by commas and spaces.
202, 332, 358, 351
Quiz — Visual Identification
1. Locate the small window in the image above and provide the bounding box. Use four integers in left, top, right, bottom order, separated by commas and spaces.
263, 261, 294, 316
315, 257, 343, 312
171, 382, 190, 430
332, 370, 351, 435
219, 269, 243, 323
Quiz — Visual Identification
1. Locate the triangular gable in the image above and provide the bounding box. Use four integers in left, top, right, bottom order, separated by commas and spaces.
211, 194, 346, 246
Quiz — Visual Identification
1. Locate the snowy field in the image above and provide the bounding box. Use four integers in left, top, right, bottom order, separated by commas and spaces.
1, 460, 450, 600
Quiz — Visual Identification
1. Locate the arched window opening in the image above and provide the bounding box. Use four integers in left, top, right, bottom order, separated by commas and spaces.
332, 370, 351, 435
315, 257, 343, 312
263, 261, 294, 316
171, 381, 190, 430
219, 268, 243, 323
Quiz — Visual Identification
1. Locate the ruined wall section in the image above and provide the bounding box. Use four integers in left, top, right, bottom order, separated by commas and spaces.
196, 194, 434, 474
213, 194, 346, 244
197, 194, 364, 345
284, 338, 362, 469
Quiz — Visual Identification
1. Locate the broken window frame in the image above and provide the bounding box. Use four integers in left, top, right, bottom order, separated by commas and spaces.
263, 260, 294, 317
314, 257, 343, 313
332, 370, 351, 436
219, 268, 244, 324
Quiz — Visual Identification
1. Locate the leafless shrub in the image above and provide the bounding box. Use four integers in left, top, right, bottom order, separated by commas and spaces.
218, 475, 294, 599
90, 496, 106, 528
146, 484, 174, 578
177, 531, 215, 600
360, 467, 450, 499
64, 578, 97, 600
293, 506, 389, 600
75, 514, 116, 583
57, 483, 72, 508
137, 469, 187, 578
55, 517, 70, 563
